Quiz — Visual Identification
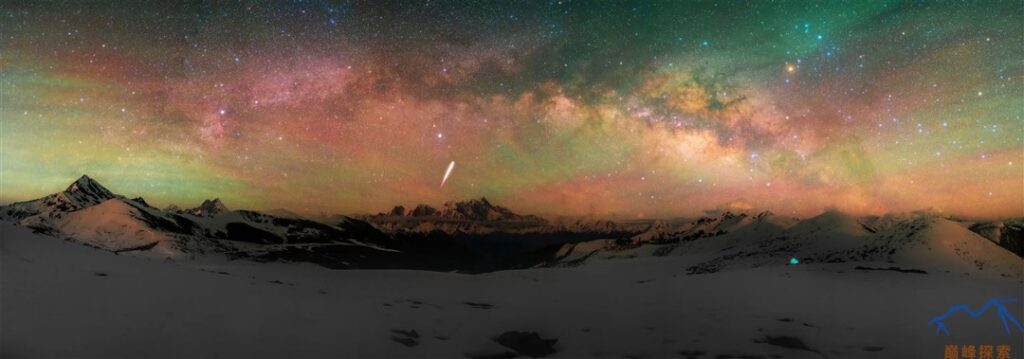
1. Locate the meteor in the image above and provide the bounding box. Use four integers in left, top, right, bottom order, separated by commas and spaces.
440, 161, 455, 188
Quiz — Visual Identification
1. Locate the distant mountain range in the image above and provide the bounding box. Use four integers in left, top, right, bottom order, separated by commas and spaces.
355, 197, 652, 236
1, 175, 1020, 273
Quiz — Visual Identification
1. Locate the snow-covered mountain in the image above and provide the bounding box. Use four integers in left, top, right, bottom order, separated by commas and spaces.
2, 175, 1018, 275
0, 175, 404, 267
181, 198, 229, 217
0, 175, 197, 256
360, 197, 547, 234
380, 198, 539, 222
532, 210, 1022, 279
1, 175, 119, 226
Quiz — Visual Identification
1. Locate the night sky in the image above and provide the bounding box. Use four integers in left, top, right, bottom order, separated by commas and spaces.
2, 1, 1021, 218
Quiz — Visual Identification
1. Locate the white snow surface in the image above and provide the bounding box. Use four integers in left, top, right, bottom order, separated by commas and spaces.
50, 198, 180, 256
3, 220, 1022, 358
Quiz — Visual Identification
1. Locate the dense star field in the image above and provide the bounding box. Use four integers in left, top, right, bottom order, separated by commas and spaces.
1, 1, 1021, 218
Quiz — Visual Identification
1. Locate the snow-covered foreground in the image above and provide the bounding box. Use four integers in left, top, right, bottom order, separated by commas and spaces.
2, 222, 1021, 358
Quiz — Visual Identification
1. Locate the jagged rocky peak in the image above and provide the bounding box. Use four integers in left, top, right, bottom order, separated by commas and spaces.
131, 197, 151, 207
388, 205, 406, 216
441, 197, 506, 220
440, 197, 492, 207
188, 198, 229, 217
371, 197, 543, 223
410, 204, 438, 216
692, 210, 751, 225
439, 197, 545, 223
968, 219, 1024, 257
65, 175, 115, 200
719, 211, 748, 220
462, 197, 492, 207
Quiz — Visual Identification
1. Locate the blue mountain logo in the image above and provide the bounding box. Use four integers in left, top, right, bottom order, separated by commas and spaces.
929, 297, 1024, 336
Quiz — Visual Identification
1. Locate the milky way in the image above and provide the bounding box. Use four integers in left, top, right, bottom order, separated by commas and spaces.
1, 1, 1021, 218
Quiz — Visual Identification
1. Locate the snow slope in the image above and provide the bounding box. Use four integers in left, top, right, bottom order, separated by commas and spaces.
541, 210, 1022, 284
50, 198, 179, 256
3, 221, 1022, 358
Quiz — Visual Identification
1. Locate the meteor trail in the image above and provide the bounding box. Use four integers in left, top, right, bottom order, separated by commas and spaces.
440, 161, 455, 188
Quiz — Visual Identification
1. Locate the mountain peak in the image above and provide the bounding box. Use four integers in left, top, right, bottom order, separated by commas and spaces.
205, 198, 227, 210
187, 198, 229, 217
388, 205, 406, 216
440, 197, 539, 222
443, 197, 495, 209
64, 174, 116, 202
410, 204, 438, 216
754, 210, 775, 220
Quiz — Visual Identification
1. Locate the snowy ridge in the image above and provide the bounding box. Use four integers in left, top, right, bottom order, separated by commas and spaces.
1, 175, 120, 226
539, 210, 1023, 279
1, 175, 1018, 275
0, 175, 396, 264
